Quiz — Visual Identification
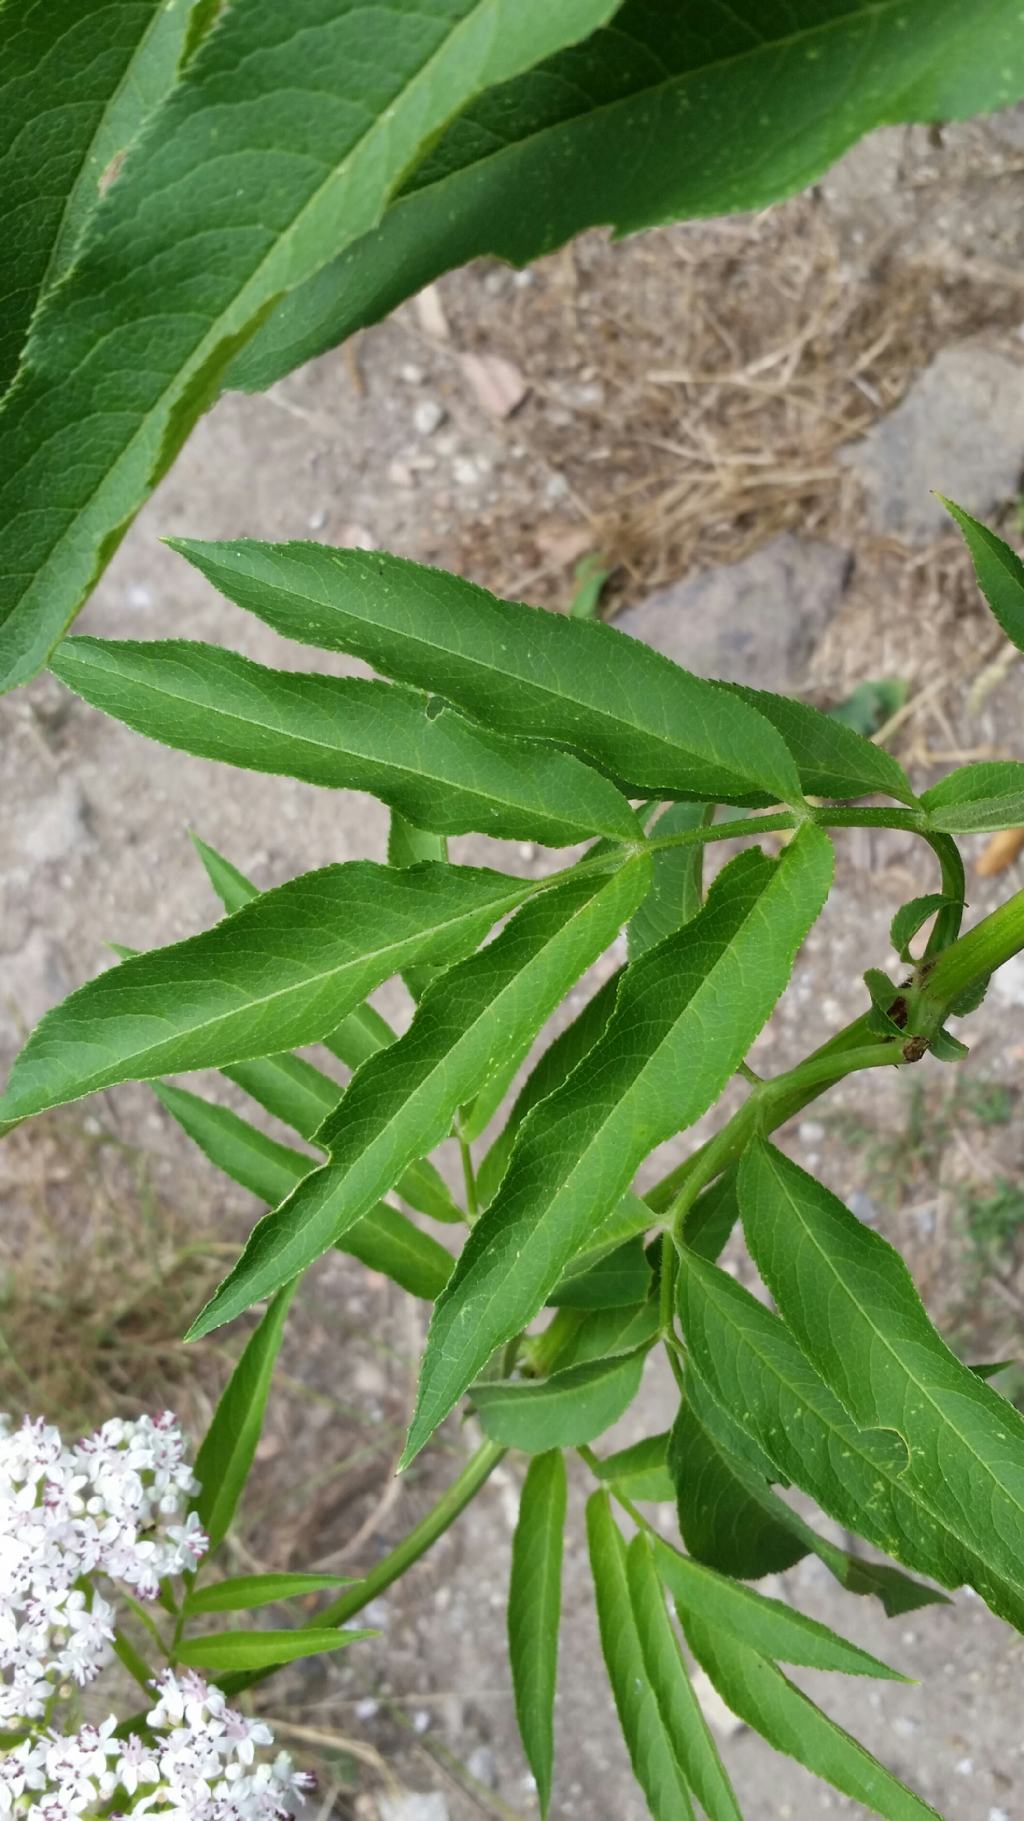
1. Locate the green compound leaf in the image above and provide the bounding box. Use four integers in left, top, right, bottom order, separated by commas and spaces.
0, 0, 620, 692
52, 637, 640, 845
680, 1614, 943, 1821
0, 861, 535, 1124
186, 1573, 349, 1616
586, 1494, 695, 1821
652, 1540, 903, 1680
627, 801, 709, 960
0, 0, 195, 396
473, 1348, 647, 1452
151, 1082, 452, 1302
921, 761, 1024, 833
188, 861, 648, 1338
176, 1627, 370, 1673
235, 0, 1024, 394
508, 1451, 567, 1817
193, 1283, 296, 1552
726, 684, 917, 806
740, 1140, 1024, 1607
171, 540, 805, 808
403, 828, 833, 1466
942, 497, 1024, 654
678, 1245, 1024, 1632
625, 1537, 743, 1821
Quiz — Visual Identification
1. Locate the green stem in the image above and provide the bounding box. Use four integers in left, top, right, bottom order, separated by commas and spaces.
923, 884, 1024, 1007
658, 1233, 678, 1337
316, 1439, 505, 1629
457, 1127, 479, 1222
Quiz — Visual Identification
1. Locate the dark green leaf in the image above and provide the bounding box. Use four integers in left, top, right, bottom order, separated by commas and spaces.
586, 1493, 694, 1820
171, 540, 805, 807
552, 1298, 660, 1374
942, 497, 1024, 653
404, 829, 833, 1465
680, 1613, 942, 1821
154, 1080, 453, 1302
473, 1348, 646, 1452
668, 1398, 807, 1580
740, 1140, 1024, 1607
176, 1627, 369, 1672
188, 862, 648, 1338
628, 801, 709, 959
728, 683, 916, 806
193, 1285, 296, 1551
0, 0, 619, 691
922, 761, 1024, 833
222, 1051, 338, 1144
508, 1451, 566, 1816
548, 1237, 652, 1310
235, 0, 1024, 396
0, 0, 194, 394
388, 809, 448, 1001
0, 861, 535, 1123
186, 1573, 349, 1616
678, 1243, 1024, 1631
53, 637, 640, 845
626, 1536, 743, 1821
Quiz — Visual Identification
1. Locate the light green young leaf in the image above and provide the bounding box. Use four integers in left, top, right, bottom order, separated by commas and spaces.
176, 1627, 369, 1673
921, 761, 1024, 833
0, 0, 195, 395
53, 638, 640, 845
473, 1348, 647, 1452
585, 1493, 694, 1821
626, 1536, 743, 1821
404, 828, 833, 1465
594, 1433, 674, 1504
0, 861, 535, 1124
890, 895, 961, 964
152, 1082, 452, 1302
0, 0, 620, 692
628, 801, 709, 960
193, 1285, 296, 1552
942, 497, 1024, 654
652, 1540, 903, 1680
726, 684, 918, 806
188, 862, 648, 1338
508, 1451, 566, 1816
740, 1140, 1024, 1605
171, 540, 805, 808
477, 969, 622, 1208
680, 1614, 943, 1821
235, 0, 1024, 394
185, 1573, 349, 1616
677, 1245, 1024, 1631
548, 1237, 652, 1310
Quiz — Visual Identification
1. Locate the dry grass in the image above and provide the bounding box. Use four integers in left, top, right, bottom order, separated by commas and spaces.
0, 1109, 232, 1436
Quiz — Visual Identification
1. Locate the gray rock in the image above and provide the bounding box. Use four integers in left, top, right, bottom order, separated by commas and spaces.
613, 534, 850, 692
378, 1796, 449, 1821
839, 345, 1024, 544
848, 1190, 881, 1227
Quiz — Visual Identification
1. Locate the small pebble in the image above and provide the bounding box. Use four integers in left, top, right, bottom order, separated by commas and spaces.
413, 399, 446, 437
354, 1697, 379, 1721
412, 1709, 431, 1734
955, 1757, 974, 1776
400, 363, 425, 384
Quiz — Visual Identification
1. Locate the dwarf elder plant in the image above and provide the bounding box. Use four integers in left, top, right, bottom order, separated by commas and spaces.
4, 3, 1024, 1817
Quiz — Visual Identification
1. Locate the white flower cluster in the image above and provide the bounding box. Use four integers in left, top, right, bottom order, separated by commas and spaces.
0, 1670, 315, 1819
0, 1413, 208, 1724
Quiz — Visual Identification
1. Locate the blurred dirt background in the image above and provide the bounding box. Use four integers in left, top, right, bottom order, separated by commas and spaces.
3, 115, 1024, 1820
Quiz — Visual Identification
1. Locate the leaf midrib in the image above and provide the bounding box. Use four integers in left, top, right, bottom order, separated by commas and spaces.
764, 1153, 1024, 1553
63, 641, 618, 832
